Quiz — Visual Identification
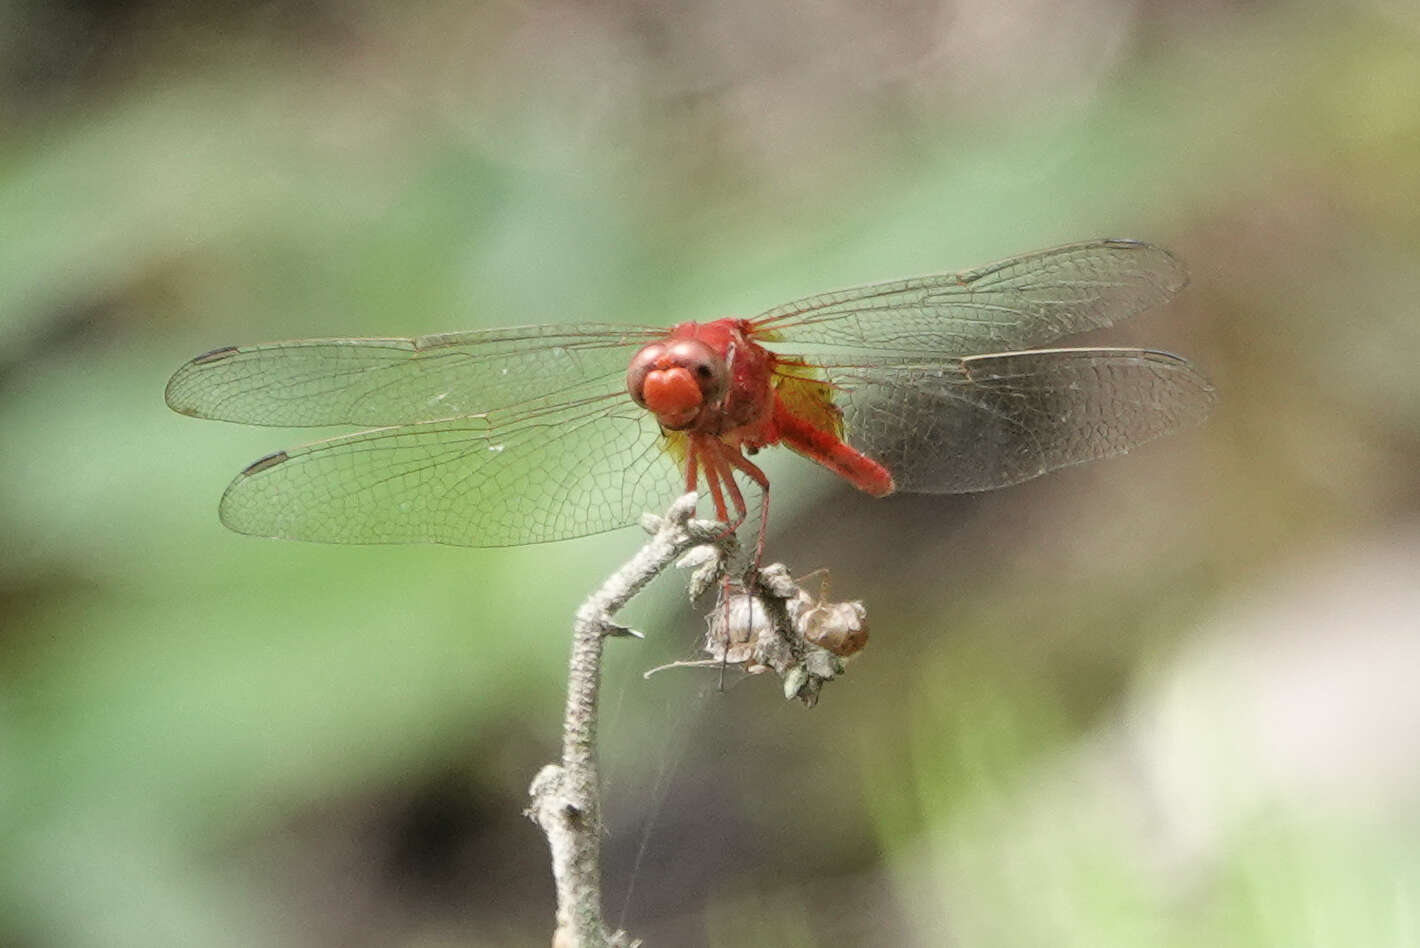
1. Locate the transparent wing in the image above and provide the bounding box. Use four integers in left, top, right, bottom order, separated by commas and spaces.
822, 347, 1215, 493
165, 323, 662, 427
753, 240, 1187, 356
217, 395, 684, 546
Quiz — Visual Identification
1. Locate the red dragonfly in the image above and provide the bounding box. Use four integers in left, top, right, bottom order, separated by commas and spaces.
166, 239, 1213, 549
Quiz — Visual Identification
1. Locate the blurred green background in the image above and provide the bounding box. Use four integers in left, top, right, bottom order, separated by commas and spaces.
3, 1, 1419, 945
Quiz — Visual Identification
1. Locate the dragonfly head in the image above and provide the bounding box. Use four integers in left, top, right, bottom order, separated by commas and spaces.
627, 338, 728, 431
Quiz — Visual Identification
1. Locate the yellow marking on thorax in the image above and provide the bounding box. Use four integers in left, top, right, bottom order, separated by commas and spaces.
773, 366, 844, 440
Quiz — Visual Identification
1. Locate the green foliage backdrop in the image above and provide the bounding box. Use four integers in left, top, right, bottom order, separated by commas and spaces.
3, 2, 1418, 944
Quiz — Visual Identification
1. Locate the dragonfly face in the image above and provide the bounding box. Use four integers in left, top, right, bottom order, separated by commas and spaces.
625, 335, 730, 431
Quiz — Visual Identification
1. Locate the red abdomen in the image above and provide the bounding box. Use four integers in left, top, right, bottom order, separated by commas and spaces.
772, 394, 894, 497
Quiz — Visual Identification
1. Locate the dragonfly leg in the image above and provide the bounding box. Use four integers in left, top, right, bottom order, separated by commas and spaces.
717, 453, 751, 533
689, 440, 744, 689
701, 440, 748, 533
701, 444, 763, 692
719, 446, 771, 569
684, 446, 700, 494
690, 435, 731, 525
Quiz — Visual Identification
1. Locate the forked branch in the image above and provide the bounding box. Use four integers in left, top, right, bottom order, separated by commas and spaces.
526, 494, 728, 948
526, 493, 870, 946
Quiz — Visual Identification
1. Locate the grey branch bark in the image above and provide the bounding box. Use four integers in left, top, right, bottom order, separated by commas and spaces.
526, 492, 870, 945
527, 493, 727, 948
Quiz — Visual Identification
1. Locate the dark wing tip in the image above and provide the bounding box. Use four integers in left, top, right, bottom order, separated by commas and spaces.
1098, 238, 1190, 295
192, 345, 240, 365
219, 451, 292, 537
163, 368, 195, 415
239, 450, 290, 477
1136, 348, 1219, 423
165, 346, 240, 415
1133, 346, 1192, 366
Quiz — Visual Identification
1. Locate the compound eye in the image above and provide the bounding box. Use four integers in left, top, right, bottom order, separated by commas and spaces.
625, 343, 668, 408
671, 341, 727, 401
626, 360, 650, 409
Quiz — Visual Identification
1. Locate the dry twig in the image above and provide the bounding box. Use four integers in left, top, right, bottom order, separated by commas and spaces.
527, 493, 870, 945
526, 494, 728, 947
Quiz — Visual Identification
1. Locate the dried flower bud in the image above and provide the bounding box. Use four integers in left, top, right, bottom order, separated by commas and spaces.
798, 598, 869, 657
